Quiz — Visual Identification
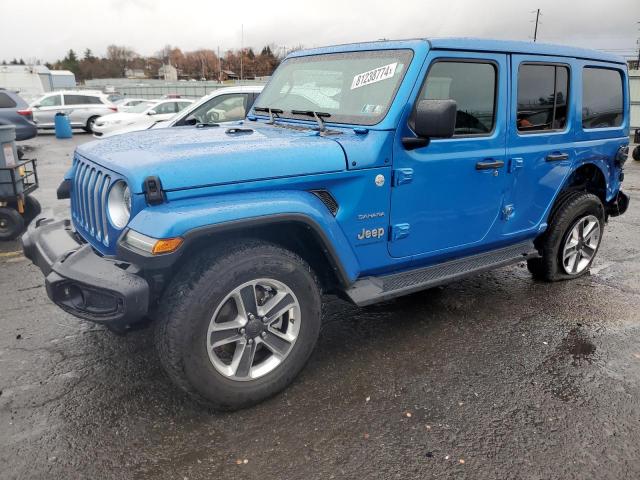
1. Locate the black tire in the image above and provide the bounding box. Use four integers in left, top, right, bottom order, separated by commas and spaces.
84, 116, 99, 133
8, 196, 42, 225
154, 239, 322, 410
0, 207, 25, 241
527, 191, 605, 281
633, 145, 640, 162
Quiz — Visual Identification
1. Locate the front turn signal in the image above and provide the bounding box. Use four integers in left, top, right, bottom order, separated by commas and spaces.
151, 237, 183, 255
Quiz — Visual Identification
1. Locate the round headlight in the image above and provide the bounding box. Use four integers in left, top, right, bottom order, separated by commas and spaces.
107, 180, 131, 229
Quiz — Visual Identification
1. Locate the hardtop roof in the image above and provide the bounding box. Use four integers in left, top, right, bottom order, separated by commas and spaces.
288, 37, 625, 65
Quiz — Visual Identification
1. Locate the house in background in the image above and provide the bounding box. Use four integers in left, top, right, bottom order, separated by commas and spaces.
125, 68, 147, 79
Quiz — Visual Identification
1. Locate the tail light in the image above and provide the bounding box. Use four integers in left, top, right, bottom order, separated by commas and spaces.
109, 106, 118, 112
17, 109, 32, 117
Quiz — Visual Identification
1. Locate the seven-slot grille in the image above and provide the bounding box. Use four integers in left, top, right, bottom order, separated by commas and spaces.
71, 157, 112, 246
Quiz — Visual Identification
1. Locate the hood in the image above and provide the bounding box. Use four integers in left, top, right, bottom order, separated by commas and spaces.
76, 123, 347, 193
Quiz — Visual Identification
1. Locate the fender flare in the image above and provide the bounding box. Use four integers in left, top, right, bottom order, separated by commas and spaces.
122, 190, 360, 287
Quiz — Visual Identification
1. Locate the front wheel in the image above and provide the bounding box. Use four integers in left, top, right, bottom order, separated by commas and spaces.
527, 192, 605, 281
84, 116, 99, 133
155, 240, 322, 410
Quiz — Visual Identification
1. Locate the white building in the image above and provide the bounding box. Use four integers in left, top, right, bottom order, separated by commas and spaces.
158, 64, 178, 82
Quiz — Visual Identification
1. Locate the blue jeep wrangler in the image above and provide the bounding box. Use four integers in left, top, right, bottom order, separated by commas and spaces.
23, 38, 630, 409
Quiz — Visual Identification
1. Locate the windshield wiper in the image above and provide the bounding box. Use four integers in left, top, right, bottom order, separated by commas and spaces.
254, 107, 283, 124
291, 110, 331, 132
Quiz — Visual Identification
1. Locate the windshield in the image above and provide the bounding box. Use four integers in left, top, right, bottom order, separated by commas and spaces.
128, 101, 156, 113
254, 49, 413, 126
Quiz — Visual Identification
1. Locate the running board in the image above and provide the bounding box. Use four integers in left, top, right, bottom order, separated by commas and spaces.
346, 241, 539, 306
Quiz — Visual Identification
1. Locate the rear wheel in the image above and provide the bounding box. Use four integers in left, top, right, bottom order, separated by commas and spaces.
527, 192, 605, 281
633, 145, 640, 162
0, 207, 25, 241
155, 240, 322, 410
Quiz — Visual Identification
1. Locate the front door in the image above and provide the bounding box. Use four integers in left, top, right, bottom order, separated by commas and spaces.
389, 51, 509, 260
33, 93, 62, 127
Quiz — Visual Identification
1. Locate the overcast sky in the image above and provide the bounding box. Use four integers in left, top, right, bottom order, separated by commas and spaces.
2, 0, 639, 62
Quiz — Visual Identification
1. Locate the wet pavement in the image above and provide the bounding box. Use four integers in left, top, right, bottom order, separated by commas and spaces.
1, 134, 640, 480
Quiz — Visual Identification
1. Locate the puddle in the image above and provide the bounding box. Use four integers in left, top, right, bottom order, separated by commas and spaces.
560, 328, 597, 364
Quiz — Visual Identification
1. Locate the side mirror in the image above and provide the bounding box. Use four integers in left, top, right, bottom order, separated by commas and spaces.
33, 104, 41, 109
184, 117, 197, 126
147, 110, 157, 116
404, 99, 457, 150
414, 99, 457, 138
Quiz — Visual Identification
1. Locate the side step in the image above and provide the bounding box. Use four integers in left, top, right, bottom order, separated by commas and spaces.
346, 241, 539, 306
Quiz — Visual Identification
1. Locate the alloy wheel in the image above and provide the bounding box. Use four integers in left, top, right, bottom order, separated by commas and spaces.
206, 278, 301, 381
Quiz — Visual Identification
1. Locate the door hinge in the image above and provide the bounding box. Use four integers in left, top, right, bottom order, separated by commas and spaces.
502, 204, 515, 220
392, 168, 414, 186
508, 157, 524, 174
390, 223, 410, 241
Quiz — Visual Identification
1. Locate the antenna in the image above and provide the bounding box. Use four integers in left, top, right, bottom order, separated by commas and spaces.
531, 9, 542, 42
240, 24, 244, 81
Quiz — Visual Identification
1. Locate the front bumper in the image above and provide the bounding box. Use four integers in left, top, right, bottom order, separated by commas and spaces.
22, 218, 150, 330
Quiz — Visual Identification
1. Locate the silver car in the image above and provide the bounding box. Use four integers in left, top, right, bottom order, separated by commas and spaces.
30, 90, 117, 133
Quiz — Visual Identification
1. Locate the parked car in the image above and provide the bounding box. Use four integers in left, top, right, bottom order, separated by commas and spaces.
30, 90, 117, 133
23, 38, 630, 410
115, 98, 150, 112
92, 99, 193, 138
152, 85, 263, 129
0, 88, 37, 141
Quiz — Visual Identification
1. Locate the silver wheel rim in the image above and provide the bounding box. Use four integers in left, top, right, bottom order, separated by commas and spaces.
562, 214, 601, 275
206, 278, 301, 381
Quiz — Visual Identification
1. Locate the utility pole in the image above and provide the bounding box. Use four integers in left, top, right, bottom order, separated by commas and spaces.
533, 9, 541, 42
218, 46, 222, 83
240, 24, 244, 81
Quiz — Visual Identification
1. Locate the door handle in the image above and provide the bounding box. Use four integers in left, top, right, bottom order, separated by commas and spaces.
476, 159, 505, 170
546, 153, 569, 162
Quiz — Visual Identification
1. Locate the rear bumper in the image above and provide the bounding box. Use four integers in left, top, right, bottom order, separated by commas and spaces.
22, 218, 150, 330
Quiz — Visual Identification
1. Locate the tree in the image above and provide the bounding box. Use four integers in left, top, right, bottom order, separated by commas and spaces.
105, 45, 137, 77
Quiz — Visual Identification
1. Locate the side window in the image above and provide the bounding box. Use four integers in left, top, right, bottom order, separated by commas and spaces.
39, 95, 62, 107
418, 61, 497, 135
152, 102, 171, 114
176, 101, 191, 112
0, 93, 17, 108
64, 95, 85, 105
582, 68, 623, 129
517, 64, 569, 133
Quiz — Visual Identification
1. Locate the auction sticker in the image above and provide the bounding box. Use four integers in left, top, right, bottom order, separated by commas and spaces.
2, 143, 15, 167
351, 62, 398, 90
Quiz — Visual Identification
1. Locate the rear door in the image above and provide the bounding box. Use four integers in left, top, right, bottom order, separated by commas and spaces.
503, 56, 575, 237
389, 50, 509, 260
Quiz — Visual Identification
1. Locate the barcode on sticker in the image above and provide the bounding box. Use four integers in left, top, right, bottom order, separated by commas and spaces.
351, 63, 398, 90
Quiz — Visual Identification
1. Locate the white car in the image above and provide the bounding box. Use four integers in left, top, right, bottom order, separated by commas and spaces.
93, 99, 193, 138
151, 85, 263, 129
115, 98, 150, 112
30, 90, 117, 132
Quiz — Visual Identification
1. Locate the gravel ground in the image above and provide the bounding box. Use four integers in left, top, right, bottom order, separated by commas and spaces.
1, 133, 640, 480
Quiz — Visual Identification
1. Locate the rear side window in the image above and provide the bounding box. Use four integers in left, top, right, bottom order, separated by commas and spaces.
517, 64, 569, 133
0, 93, 17, 108
64, 95, 103, 105
582, 68, 623, 129
418, 61, 497, 135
